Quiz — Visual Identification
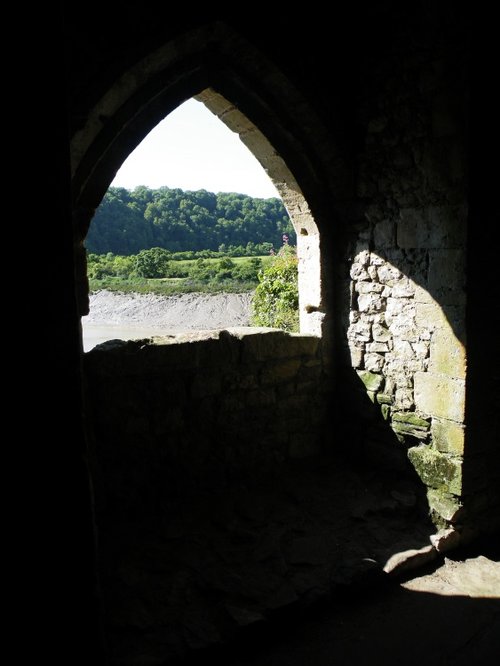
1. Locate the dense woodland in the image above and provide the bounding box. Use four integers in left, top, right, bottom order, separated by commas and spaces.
86, 186, 294, 255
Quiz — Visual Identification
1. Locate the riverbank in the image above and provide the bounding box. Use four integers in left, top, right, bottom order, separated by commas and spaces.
82, 290, 254, 350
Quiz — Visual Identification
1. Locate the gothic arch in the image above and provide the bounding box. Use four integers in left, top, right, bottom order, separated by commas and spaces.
70, 22, 346, 335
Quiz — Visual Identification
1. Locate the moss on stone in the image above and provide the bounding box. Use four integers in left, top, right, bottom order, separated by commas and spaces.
376, 393, 393, 405
357, 370, 384, 392
426, 488, 463, 522
408, 445, 462, 495
392, 411, 430, 428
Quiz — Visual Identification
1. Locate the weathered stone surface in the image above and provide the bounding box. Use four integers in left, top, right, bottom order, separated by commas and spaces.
391, 278, 416, 298
414, 371, 465, 422
349, 344, 364, 368
350, 263, 369, 280
373, 220, 394, 247
391, 339, 415, 357
394, 388, 414, 410
397, 208, 428, 248
366, 342, 390, 352
365, 353, 385, 372
428, 249, 465, 304
372, 323, 392, 342
428, 205, 467, 248
411, 341, 429, 359
377, 263, 402, 283
392, 411, 429, 439
431, 417, 465, 455
357, 370, 384, 392
408, 445, 462, 495
429, 328, 466, 379
358, 293, 384, 313
429, 527, 461, 553
393, 412, 430, 428
261, 358, 301, 384
356, 281, 384, 294
426, 489, 463, 522
348, 321, 372, 341
383, 545, 437, 575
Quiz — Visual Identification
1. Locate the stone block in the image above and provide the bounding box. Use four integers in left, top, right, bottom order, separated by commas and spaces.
372, 323, 392, 342
391, 411, 430, 439
428, 249, 465, 304
411, 341, 429, 359
428, 205, 467, 248
358, 293, 384, 313
356, 281, 384, 294
350, 263, 369, 280
366, 342, 390, 352
408, 445, 462, 495
357, 370, 384, 392
391, 278, 416, 297
415, 302, 450, 331
365, 353, 385, 372
377, 263, 402, 284
414, 371, 465, 422
397, 208, 428, 248
426, 488, 463, 522
414, 285, 435, 304
394, 388, 414, 410
374, 219, 395, 248
429, 328, 466, 379
348, 321, 371, 341
261, 358, 301, 384
392, 340, 414, 357
431, 417, 465, 455
349, 344, 364, 368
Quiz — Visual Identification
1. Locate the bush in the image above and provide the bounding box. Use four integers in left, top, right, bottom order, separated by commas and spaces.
135, 247, 171, 278
251, 245, 299, 332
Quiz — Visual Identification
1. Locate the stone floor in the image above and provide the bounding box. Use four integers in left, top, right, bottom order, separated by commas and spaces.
94, 454, 499, 666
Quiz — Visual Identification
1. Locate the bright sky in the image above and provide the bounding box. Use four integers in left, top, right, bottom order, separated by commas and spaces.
111, 98, 279, 199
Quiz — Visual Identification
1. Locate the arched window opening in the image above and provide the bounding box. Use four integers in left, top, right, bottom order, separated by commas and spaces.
82, 90, 323, 351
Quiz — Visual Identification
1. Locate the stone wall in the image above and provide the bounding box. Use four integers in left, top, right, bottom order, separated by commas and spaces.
85, 328, 328, 517
338, 46, 470, 530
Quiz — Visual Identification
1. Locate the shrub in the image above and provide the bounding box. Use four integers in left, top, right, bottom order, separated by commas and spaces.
251, 245, 299, 332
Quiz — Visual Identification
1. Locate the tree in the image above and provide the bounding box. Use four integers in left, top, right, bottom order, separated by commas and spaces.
135, 247, 171, 278
85, 186, 295, 255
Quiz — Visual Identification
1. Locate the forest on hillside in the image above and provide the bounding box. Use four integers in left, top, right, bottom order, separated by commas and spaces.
86, 186, 294, 255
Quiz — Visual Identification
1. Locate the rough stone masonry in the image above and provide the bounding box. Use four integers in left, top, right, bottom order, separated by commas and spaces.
347, 207, 467, 529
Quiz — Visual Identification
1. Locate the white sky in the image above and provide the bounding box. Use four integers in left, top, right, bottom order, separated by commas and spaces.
111, 98, 279, 199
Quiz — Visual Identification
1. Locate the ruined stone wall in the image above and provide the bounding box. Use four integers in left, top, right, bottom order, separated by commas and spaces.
85, 328, 328, 517
337, 47, 470, 530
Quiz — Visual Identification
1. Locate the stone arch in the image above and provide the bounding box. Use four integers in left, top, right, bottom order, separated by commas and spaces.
70, 22, 345, 337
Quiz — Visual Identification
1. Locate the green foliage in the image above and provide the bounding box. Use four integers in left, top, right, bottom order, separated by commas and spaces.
87, 251, 268, 295
135, 247, 171, 278
85, 186, 294, 255
251, 245, 299, 332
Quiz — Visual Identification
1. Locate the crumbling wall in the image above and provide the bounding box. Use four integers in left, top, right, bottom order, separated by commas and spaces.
85, 328, 328, 517
337, 46, 470, 531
